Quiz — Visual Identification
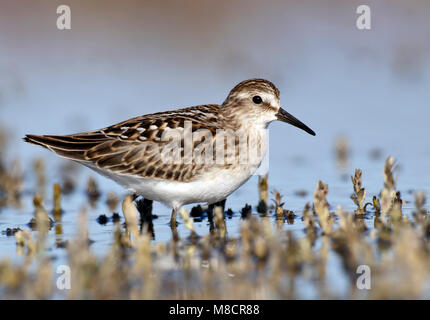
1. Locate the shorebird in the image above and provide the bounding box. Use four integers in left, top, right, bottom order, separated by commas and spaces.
25, 79, 315, 227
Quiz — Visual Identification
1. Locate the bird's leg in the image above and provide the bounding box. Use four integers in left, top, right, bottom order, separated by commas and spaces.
207, 204, 215, 232
131, 193, 139, 201
207, 199, 226, 233
216, 199, 227, 212
170, 207, 178, 228
209, 199, 226, 213
170, 207, 179, 241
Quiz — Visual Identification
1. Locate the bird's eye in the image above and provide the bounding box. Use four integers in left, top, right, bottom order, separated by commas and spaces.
252, 95, 262, 104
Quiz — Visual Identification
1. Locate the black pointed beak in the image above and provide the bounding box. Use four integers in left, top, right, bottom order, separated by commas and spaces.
276, 107, 316, 136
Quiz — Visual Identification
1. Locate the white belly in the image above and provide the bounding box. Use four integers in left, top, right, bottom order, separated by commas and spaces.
115, 165, 255, 208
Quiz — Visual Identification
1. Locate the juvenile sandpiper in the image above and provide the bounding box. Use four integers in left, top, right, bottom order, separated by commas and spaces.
25, 79, 315, 227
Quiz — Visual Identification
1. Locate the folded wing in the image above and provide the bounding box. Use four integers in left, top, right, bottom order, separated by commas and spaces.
24, 105, 223, 182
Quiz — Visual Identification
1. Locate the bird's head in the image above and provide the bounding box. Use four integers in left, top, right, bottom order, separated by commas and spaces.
222, 78, 315, 136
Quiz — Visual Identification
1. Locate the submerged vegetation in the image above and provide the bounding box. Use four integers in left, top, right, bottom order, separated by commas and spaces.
0, 127, 429, 299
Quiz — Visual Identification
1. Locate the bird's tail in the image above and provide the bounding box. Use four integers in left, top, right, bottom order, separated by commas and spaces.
23, 134, 102, 161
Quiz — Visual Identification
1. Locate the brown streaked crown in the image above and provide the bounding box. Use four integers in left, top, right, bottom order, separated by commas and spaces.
223, 78, 280, 104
